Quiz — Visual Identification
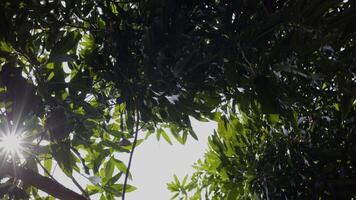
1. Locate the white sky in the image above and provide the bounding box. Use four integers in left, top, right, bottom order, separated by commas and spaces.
126, 119, 216, 199
51, 119, 216, 199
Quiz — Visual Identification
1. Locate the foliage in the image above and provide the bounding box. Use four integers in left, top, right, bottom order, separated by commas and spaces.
0, 0, 355, 199
168, 0, 356, 199
0, 0, 224, 199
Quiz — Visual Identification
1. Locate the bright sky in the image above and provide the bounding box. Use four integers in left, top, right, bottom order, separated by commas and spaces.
50, 119, 216, 199
126, 119, 216, 199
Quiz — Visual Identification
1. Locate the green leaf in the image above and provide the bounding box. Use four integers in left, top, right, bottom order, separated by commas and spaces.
113, 159, 128, 174
0, 41, 12, 53
182, 175, 188, 186
156, 127, 162, 141
105, 184, 136, 196
105, 185, 122, 197
167, 182, 179, 192
86, 185, 101, 195
159, 128, 172, 145
124, 184, 137, 193
173, 174, 180, 185
44, 158, 52, 177
182, 131, 188, 144
106, 172, 123, 185
46, 71, 55, 81
189, 130, 198, 140
93, 149, 111, 174
107, 130, 124, 138
170, 192, 179, 200
105, 158, 115, 180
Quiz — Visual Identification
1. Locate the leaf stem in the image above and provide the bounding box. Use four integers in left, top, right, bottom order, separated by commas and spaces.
122, 109, 140, 200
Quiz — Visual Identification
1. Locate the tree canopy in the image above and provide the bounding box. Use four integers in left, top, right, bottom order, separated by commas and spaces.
166, 0, 356, 199
0, 0, 355, 200
0, 0, 224, 199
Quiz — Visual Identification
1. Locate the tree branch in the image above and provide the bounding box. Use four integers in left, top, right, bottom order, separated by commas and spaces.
0, 162, 88, 200
122, 110, 140, 200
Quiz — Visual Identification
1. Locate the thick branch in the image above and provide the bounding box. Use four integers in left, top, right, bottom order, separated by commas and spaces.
0, 162, 88, 200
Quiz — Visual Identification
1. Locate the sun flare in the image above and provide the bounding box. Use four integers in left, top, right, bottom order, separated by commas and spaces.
0, 133, 23, 156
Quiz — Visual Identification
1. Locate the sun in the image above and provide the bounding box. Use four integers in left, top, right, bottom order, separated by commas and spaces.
0, 132, 23, 157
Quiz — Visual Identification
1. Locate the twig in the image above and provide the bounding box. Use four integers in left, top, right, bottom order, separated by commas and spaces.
70, 175, 90, 199
122, 109, 140, 200
34, 156, 55, 181
237, 42, 256, 77
70, 147, 90, 175
68, 148, 90, 198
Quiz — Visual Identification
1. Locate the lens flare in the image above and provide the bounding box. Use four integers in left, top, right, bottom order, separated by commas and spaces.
0, 132, 23, 158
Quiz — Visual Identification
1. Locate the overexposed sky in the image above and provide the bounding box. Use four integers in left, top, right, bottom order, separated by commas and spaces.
127, 119, 216, 199
51, 119, 216, 199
